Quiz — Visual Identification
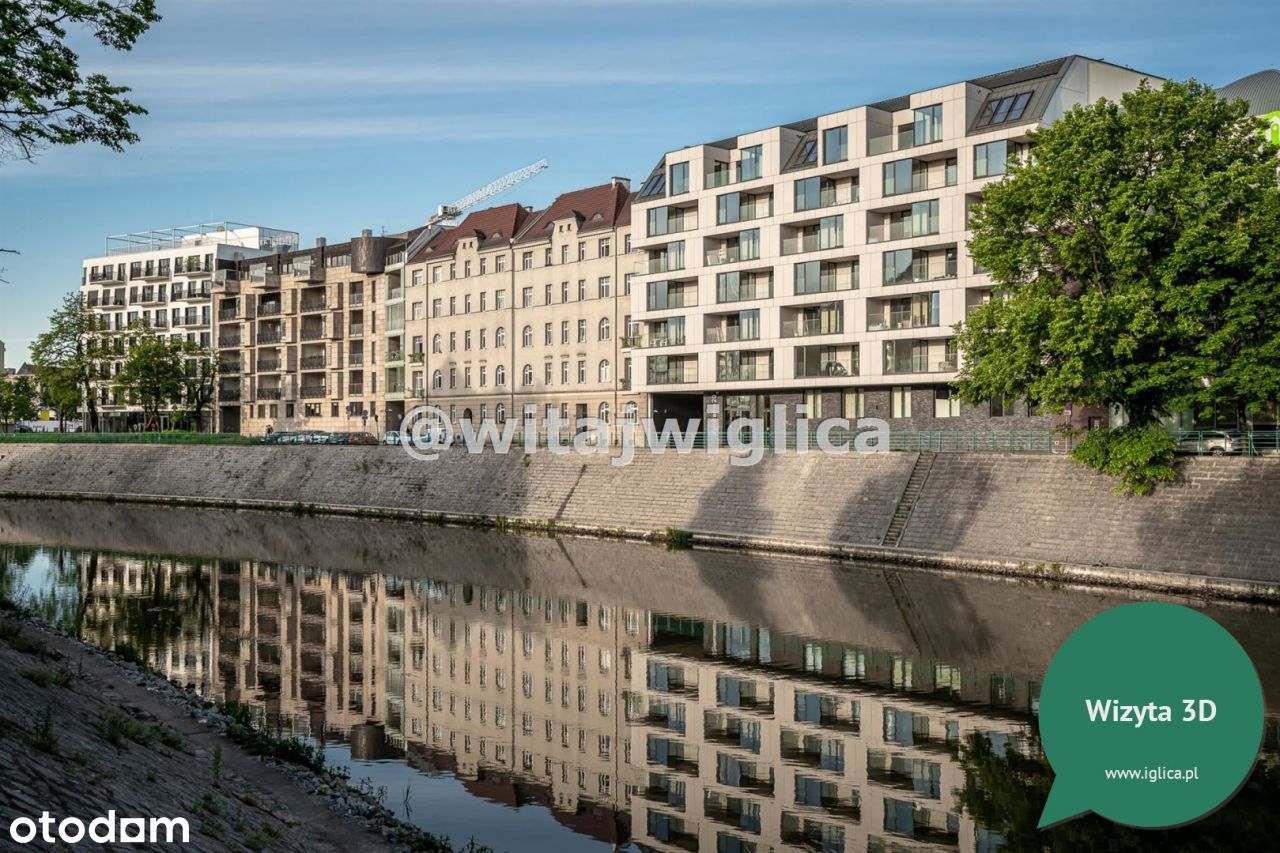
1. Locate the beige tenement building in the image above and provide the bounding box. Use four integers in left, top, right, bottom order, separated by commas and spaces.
628, 56, 1158, 435
404, 178, 645, 438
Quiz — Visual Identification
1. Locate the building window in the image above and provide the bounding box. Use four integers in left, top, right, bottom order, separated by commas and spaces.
935, 386, 962, 417
432, 299, 441, 317
598, 402, 610, 423
577, 279, 586, 301
914, 104, 943, 145
544, 247, 552, 265
598, 238, 611, 257
598, 318, 610, 341
522, 365, 533, 386
599, 360, 610, 383
577, 319, 587, 343
544, 322, 553, 345
496, 365, 506, 386
738, 144, 763, 182
561, 321, 569, 344
496, 403, 506, 422
495, 289, 505, 309
974, 139, 1009, 178
522, 325, 533, 347
560, 361, 569, 384
976, 91, 1032, 127
669, 161, 689, 195
495, 326, 506, 348
823, 125, 847, 164
522, 251, 533, 270
545, 283, 552, 305
577, 241, 586, 261
561, 281, 569, 302
522, 287, 533, 308
599, 276, 611, 298
891, 386, 912, 418
577, 360, 586, 383
804, 390, 823, 419
496, 255, 506, 272
432, 334, 441, 353
843, 388, 865, 419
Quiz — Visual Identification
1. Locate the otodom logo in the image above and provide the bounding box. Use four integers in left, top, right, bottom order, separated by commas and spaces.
8, 811, 190, 845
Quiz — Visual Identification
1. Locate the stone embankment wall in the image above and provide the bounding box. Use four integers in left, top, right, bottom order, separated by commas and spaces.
0, 444, 1276, 598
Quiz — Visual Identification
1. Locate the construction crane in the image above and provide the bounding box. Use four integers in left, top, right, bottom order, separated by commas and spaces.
404, 160, 549, 261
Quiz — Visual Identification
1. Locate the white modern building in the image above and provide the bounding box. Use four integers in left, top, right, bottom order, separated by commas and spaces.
80, 222, 298, 429
628, 56, 1161, 435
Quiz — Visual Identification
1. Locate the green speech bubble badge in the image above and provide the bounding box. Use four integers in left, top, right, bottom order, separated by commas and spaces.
1037, 601, 1263, 830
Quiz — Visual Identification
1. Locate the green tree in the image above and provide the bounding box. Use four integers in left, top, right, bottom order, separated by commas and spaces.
115, 326, 185, 430
958, 80, 1280, 492
0, 376, 37, 429
175, 339, 214, 432
36, 364, 82, 431
0, 1, 160, 164
31, 293, 105, 431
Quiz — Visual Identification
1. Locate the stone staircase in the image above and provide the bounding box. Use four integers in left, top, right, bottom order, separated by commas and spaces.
881, 452, 936, 547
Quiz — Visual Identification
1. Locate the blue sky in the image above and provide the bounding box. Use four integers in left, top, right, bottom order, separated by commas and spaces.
0, 0, 1275, 365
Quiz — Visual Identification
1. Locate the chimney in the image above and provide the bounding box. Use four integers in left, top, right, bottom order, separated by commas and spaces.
611, 176, 630, 191
315, 237, 326, 248
361, 228, 373, 238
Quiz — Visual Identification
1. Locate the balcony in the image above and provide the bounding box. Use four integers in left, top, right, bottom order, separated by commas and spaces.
705, 245, 758, 267
300, 354, 326, 370
137, 288, 166, 305
218, 387, 241, 402
716, 362, 772, 382
291, 257, 323, 283
256, 388, 283, 401
90, 269, 124, 284
217, 308, 240, 322
348, 293, 364, 307
218, 360, 242, 375
217, 336, 241, 349
782, 316, 843, 338
867, 314, 939, 332
258, 329, 283, 345
299, 385, 327, 399
704, 324, 759, 344
638, 254, 686, 276
257, 358, 282, 371
349, 324, 363, 338
883, 352, 958, 375
180, 259, 213, 277
646, 208, 699, 237
347, 384, 364, 397
868, 217, 939, 244
348, 354, 364, 367
782, 232, 842, 256
795, 345, 857, 378
257, 301, 283, 317
647, 362, 698, 385
248, 265, 281, 289
300, 296, 328, 313
299, 325, 326, 342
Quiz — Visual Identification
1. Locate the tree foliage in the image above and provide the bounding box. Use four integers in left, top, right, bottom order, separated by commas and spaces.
957, 80, 1280, 492
35, 364, 82, 430
30, 292, 103, 431
115, 325, 186, 431
0, 376, 37, 428
0, 0, 160, 163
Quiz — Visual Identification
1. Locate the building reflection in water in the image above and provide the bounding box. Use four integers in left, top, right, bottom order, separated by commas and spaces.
65, 551, 1054, 853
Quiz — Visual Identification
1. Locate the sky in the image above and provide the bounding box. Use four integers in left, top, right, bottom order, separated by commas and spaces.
0, 0, 1276, 365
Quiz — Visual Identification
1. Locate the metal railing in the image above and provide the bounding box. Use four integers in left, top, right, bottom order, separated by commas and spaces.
0, 432, 250, 445
1172, 430, 1280, 456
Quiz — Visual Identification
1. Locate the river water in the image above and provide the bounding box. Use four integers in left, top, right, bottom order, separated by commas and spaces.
0, 499, 1277, 852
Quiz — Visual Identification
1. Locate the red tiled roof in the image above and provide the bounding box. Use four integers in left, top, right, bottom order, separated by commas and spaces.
515, 181, 632, 245
410, 203, 533, 263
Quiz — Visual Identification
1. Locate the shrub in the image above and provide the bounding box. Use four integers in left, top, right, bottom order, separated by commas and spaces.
1071, 425, 1177, 494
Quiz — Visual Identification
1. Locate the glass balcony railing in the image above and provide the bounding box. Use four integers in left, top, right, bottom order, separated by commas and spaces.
782, 233, 842, 255
782, 317, 843, 338
883, 353, 958, 374
704, 326, 759, 344
647, 363, 698, 385
638, 255, 686, 275
867, 314, 939, 332
868, 218, 939, 243
705, 246, 758, 266
716, 363, 771, 381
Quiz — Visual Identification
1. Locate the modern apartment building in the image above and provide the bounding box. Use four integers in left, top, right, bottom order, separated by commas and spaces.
405, 178, 644, 437
628, 56, 1159, 434
213, 229, 414, 435
80, 222, 298, 430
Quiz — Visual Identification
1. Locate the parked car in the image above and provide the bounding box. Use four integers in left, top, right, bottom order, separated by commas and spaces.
1173, 430, 1241, 456
347, 432, 378, 446
12, 424, 33, 433
382, 430, 401, 446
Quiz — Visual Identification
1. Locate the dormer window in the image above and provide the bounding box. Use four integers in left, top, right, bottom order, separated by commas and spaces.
976, 92, 1031, 127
